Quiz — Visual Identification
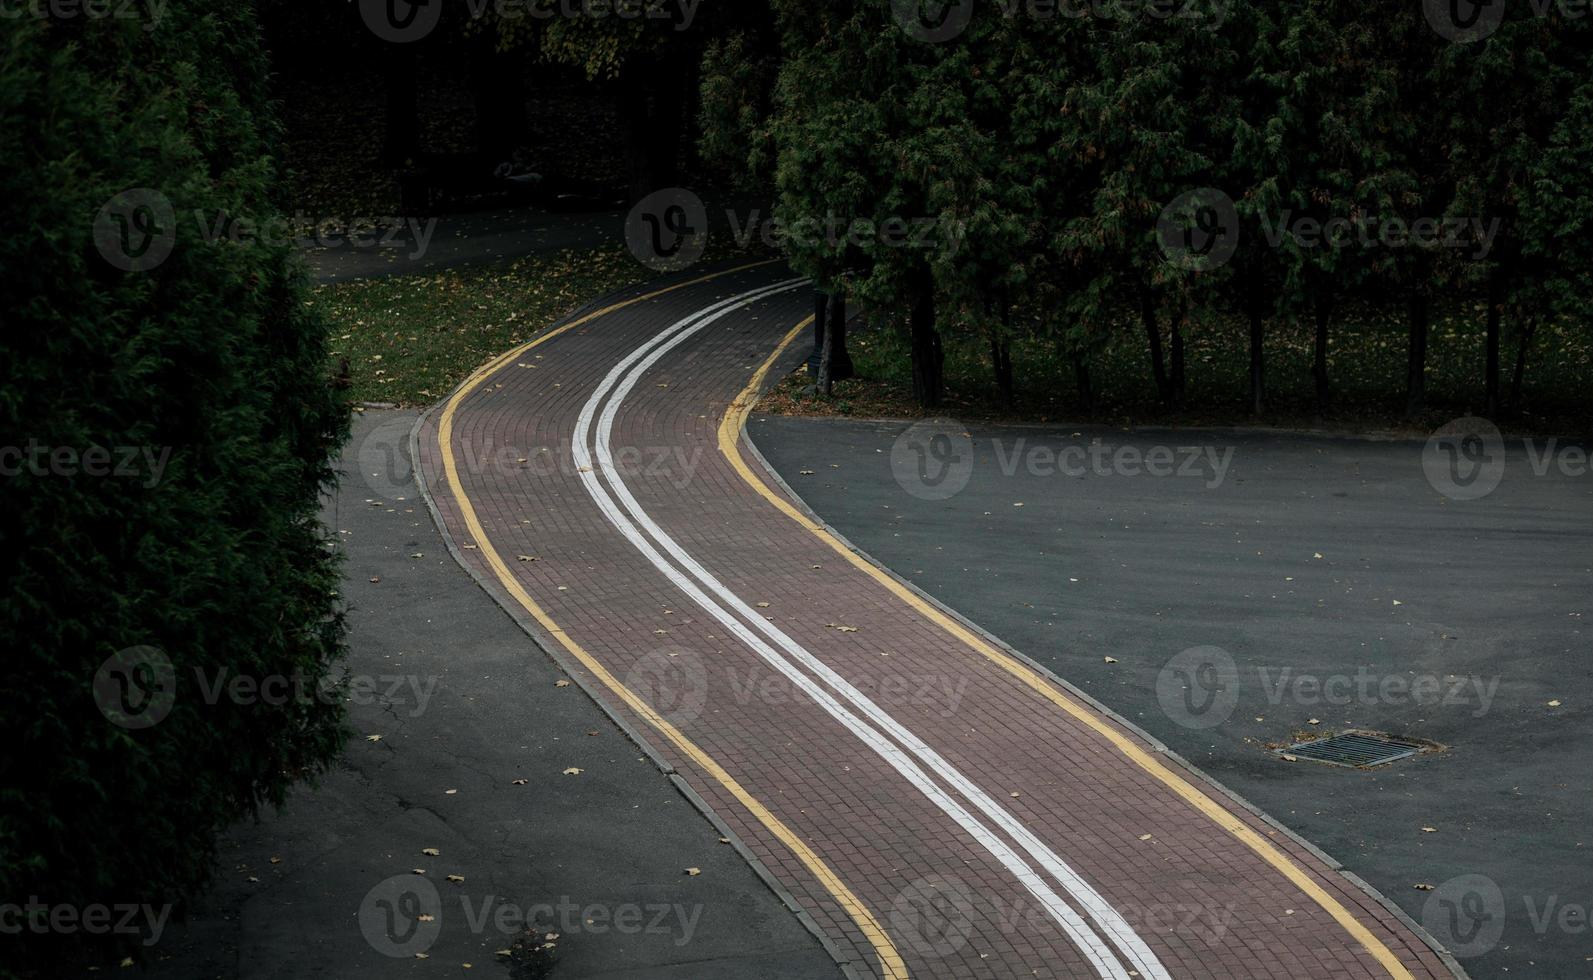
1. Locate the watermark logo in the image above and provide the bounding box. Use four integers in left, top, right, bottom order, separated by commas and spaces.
355, 415, 417, 501
727, 665, 969, 717
1156, 645, 1239, 730
93, 646, 177, 730
359, 874, 443, 957
1158, 188, 1239, 272
0, 899, 171, 946
1423, 417, 1506, 501
0, 0, 166, 31
725, 208, 966, 260
625, 188, 708, 272
358, 0, 443, 42
93, 649, 438, 729
0, 441, 172, 487
1259, 211, 1502, 260
94, 188, 438, 272
992, 438, 1234, 488
892, 0, 975, 41
94, 188, 176, 272
622, 646, 709, 727
1423, 0, 1507, 43
890, 875, 978, 958
891, 419, 975, 501
1422, 874, 1506, 958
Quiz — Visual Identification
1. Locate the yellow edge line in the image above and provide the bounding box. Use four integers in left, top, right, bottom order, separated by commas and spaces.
720, 321, 1417, 980
435, 269, 907, 980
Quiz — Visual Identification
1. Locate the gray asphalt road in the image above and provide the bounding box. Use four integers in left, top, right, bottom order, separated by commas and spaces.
141, 410, 840, 980
752, 414, 1592, 979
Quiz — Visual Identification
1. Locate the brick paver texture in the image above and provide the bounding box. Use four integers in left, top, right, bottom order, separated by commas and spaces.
415, 264, 1457, 980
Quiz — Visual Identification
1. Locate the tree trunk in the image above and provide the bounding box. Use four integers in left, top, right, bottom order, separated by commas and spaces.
1509, 314, 1538, 412
1312, 300, 1332, 414
1247, 271, 1266, 417
990, 291, 1014, 408
1169, 301, 1187, 410
910, 288, 943, 409
1140, 289, 1170, 404
816, 292, 853, 395
1484, 270, 1504, 417
1405, 290, 1430, 419
989, 332, 1014, 408
828, 291, 853, 382
1072, 350, 1095, 413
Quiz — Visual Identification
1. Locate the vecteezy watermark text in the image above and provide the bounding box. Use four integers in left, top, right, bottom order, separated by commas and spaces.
357, 0, 701, 43
1156, 646, 1503, 729
889, 419, 1237, 502
992, 438, 1234, 489
622, 187, 965, 271
0, 898, 171, 946
0, 0, 165, 31
93, 188, 438, 272
359, 874, 703, 959
93, 646, 439, 730
0, 441, 171, 487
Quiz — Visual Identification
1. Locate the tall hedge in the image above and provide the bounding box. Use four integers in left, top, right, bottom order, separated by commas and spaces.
0, 5, 348, 971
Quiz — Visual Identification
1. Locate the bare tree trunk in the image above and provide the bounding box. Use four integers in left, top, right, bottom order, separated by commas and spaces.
1072, 350, 1095, 413
989, 290, 1014, 408
1140, 288, 1170, 404
827, 291, 852, 382
1169, 300, 1187, 410
910, 286, 943, 409
1247, 270, 1266, 417
1484, 270, 1504, 417
815, 293, 853, 396
1312, 300, 1332, 414
1405, 290, 1430, 419
1509, 314, 1538, 413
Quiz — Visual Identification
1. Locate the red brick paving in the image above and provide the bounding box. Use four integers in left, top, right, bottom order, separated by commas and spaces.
415, 267, 1458, 980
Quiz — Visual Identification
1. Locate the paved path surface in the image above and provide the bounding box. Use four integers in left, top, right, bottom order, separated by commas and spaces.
138, 409, 839, 979
415, 262, 1462, 979
752, 415, 1593, 980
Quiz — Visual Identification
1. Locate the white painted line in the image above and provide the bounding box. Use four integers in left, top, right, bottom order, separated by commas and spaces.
568, 278, 1171, 979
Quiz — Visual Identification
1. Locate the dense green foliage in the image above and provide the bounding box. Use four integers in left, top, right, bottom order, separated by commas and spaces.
0, 7, 348, 970
707, 1, 1592, 422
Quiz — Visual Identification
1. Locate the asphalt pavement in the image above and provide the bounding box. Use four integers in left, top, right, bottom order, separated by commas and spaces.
138, 409, 841, 980
751, 415, 1592, 979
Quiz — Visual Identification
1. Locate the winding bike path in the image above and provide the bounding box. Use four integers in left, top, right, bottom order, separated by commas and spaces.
414, 261, 1461, 980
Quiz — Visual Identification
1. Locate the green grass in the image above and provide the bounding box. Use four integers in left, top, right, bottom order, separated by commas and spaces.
769, 298, 1591, 435
313, 245, 652, 406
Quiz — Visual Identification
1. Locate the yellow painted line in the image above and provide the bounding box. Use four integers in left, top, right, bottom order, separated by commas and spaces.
721, 321, 1417, 980
435, 268, 907, 980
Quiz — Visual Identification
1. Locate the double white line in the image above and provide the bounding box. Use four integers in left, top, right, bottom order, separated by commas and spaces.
570, 278, 1170, 980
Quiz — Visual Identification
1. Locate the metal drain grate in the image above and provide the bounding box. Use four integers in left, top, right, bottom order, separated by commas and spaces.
1278, 731, 1426, 768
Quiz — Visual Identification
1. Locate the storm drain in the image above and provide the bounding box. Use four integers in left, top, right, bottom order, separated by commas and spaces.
1277, 731, 1427, 768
